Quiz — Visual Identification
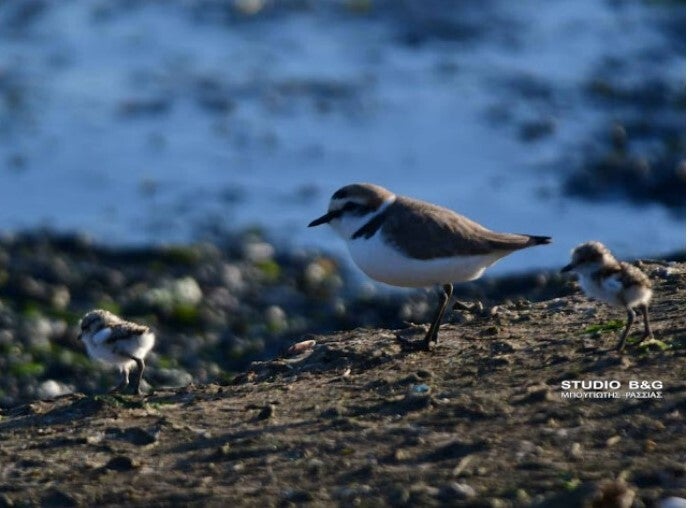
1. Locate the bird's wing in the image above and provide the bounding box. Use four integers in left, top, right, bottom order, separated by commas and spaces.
601, 274, 624, 294
105, 322, 149, 343
380, 197, 543, 260
92, 327, 113, 344
593, 265, 624, 293
619, 262, 651, 288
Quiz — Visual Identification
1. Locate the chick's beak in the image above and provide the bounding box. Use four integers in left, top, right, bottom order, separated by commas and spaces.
561, 263, 573, 273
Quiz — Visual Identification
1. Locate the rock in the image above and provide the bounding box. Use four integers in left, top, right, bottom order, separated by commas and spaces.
150, 368, 193, 389
281, 489, 313, 503
387, 485, 410, 505
286, 339, 316, 357
264, 305, 287, 333
40, 488, 77, 507
243, 241, 274, 263
606, 435, 622, 447
332, 484, 373, 500
409, 483, 440, 499
439, 481, 476, 500
172, 277, 203, 305
106, 427, 158, 446
569, 442, 583, 459
257, 404, 275, 420
104, 455, 139, 472
425, 440, 487, 462
36, 380, 72, 399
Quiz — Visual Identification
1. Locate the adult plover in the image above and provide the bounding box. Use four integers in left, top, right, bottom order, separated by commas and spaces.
308, 183, 551, 349
78, 309, 155, 394
561, 241, 654, 351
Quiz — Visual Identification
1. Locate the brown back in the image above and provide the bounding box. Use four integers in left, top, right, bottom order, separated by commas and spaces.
380, 196, 540, 260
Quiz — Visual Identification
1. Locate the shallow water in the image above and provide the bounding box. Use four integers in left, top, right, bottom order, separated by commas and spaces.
0, 0, 684, 275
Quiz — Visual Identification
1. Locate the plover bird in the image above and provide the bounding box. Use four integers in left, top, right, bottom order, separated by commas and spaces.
308, 183, 551, 349
561, 241, 653, 352
78, 309, 155, 394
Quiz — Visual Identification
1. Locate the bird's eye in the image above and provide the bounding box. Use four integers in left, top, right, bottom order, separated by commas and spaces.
342, 202, 361, 212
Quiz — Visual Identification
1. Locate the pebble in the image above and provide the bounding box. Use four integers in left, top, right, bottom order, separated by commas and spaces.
151, 368, 193, 389
172, 277, 203, 305
104, 455, 139, 472
36, 380, 72, 399
439, 481, 476, 500
569, 442, 583, 459
332, 484, 373, 500
243, 241, 275, 263
257, 404, 275, 420
606, 435, 622, 447
286, 339, 316, 356
221, 264, 245, 292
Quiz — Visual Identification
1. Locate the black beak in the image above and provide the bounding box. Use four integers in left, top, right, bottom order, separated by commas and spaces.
308, 211, 337, 227
561, 264, 573, 273
77, 332, 82, 341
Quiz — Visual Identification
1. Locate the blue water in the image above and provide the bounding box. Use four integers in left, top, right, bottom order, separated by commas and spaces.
0, 0, 684, 275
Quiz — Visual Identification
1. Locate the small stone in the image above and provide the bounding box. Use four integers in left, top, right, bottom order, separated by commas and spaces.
40, 488, 76, 508
281, 489, 313, 503
37, 380, 72, 399
257, 404, 275, 420
320, 405, 344, 418
569, 442, 583, 459
104, 455, 139, 471
439, 481, 476, 500
243, 241, 274, 263
481, 326, 500, 337
515, 489, 531, 504
644, 439, 657, 452
264, 305, 287, 332
173, 277, 203, 305
409, 483, 440, 498
388, 485, 410, 505
606, 435, 622, 447
286, 339, 316, 357
452, 454, 474, 476
222, 264, 245, 292
410, 384, 431, 394
151, 368, 193, 389
394, 449, 412, 462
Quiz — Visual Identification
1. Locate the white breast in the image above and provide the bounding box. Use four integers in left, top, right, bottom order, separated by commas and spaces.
578, 275, 623, 306
84, 331, 155, 367
346, 232, 509, 288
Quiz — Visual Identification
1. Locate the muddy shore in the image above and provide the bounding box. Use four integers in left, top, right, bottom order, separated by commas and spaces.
0, 236, 684, 506
0, 231, 588, 407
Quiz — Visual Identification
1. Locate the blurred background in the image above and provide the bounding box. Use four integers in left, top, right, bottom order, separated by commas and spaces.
0, 0, 684, 404
0, 0, 684, 268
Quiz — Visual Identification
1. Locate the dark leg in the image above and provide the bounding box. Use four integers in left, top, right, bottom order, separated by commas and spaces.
130, 357, 145, 395
110, 367, 129, 393
640, 304, 654, 340
615, 307, 635, 352
423, 284, 453, 349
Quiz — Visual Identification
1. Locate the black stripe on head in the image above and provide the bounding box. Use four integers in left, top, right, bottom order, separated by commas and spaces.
332, 188, 349, 200
81, 315, 98, 330
351, 207, 389, 239
341, 201, 377, 216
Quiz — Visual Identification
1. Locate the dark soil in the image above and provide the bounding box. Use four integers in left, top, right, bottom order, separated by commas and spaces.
0, 261, 683, 507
